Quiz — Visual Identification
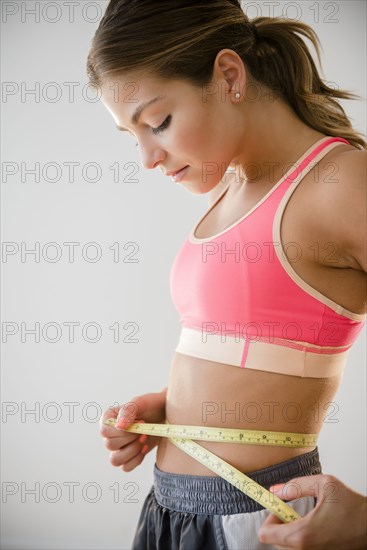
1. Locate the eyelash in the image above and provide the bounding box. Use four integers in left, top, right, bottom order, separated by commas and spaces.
134, 115, 171, 147
152, 115, 171, 135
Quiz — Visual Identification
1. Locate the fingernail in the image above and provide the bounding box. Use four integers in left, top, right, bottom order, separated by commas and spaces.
115, 418, 128, 430
270, 484, 283, 492
139, 434, 148, 444
141, 444, 149, 454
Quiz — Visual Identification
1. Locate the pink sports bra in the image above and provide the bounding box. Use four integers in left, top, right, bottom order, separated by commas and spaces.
170, 136, 366, 378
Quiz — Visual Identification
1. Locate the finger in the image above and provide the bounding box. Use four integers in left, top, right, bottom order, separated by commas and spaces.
258, 516, 306, 545
115, 398, 141, 428
122, 438, 156, 472
101, 407, 144, 438
122, 449, 146, 472
109, 439, 145, 468
120, 436, 155, 463
269, 474, 329, 501
115, 417, 146, 432
261, 513, 284, 527
104, 433, 140, 450
99, 405, 125, 437
100, 402, 125, 422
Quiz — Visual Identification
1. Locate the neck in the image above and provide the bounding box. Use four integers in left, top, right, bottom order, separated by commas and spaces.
230, 85, 327, 184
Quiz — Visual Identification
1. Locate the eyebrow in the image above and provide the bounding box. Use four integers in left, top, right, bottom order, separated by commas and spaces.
115, 95, 166, 132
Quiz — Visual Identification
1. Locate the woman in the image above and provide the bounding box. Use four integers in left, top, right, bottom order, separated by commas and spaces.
87, 1, 366, 548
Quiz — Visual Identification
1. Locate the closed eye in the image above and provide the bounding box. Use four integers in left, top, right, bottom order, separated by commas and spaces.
152, 115, 171, 135
134, 115, 172, 147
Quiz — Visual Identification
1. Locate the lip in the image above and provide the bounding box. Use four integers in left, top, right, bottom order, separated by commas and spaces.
165, 165, 188, 176
168, 165, 189, 182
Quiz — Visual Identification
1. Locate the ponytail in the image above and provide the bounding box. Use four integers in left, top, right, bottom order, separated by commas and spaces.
246, 17, 366, 149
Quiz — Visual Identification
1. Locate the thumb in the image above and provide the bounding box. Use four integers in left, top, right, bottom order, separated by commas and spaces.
269, 473, 326, 501
115, 397, 142, 429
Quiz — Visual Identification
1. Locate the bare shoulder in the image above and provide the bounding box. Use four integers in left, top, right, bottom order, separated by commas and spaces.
321, 145, 365, 192
310, 146, 367, 271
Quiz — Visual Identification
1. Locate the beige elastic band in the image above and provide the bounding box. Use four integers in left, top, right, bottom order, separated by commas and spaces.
175, 327, 350, 378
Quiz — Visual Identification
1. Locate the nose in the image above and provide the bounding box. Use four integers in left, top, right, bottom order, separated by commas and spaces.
138, 138, 166, 170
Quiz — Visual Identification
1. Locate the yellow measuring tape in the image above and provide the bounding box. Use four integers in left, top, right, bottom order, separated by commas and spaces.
104, 418, 318, 523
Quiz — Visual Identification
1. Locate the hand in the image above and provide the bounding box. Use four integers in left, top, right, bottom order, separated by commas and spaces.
258, 474, 367, 550
99, 388, 167, 472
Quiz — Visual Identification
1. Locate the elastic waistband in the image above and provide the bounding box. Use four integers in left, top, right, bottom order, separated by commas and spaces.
153, 447, 321, 515
175, 327, 349, 378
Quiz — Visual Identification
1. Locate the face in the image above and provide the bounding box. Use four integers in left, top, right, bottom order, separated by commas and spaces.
100, 67, 243, 194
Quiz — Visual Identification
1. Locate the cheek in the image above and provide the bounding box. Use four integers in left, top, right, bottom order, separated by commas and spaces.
179, 115, 213, 153
171, 108, 224, 161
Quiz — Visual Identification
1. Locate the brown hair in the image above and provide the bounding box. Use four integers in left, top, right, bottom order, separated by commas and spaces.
86, 0, 366, 149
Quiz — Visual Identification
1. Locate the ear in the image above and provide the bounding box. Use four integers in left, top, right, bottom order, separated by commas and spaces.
211, 48, 247, 101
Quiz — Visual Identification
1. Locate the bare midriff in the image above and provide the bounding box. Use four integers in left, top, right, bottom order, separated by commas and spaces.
155, 352, 342, 475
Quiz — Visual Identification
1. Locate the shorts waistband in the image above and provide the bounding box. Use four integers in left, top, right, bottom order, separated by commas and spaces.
153, 446, 321, 514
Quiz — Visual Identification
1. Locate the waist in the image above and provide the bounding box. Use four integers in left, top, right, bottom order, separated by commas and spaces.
153, 447, 321, 514
161, 347, 342, 474
174, 326, 351, 378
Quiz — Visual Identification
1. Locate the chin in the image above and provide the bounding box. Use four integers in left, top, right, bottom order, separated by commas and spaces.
189, 183, 217, 195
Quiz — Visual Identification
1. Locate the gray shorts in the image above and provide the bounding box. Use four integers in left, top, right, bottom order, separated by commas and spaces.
131, 447, 321, 549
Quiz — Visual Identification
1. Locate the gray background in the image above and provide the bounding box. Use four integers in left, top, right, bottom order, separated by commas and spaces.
1, 1, 366, 548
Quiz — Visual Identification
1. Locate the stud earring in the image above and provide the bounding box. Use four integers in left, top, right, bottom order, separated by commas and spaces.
235, 92, 240, 99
